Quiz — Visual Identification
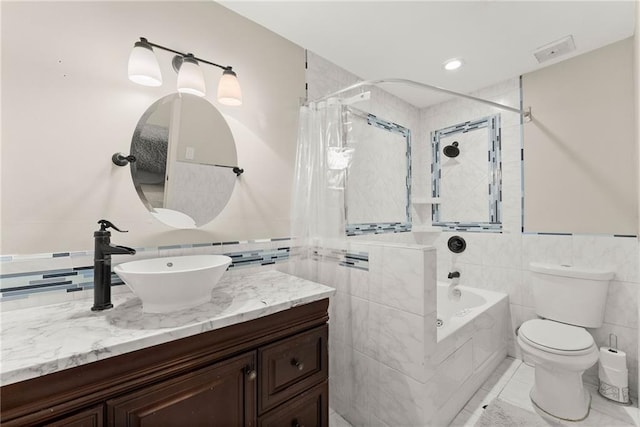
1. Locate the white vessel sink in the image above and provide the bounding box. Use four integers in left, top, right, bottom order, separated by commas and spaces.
114, 255, 232, 313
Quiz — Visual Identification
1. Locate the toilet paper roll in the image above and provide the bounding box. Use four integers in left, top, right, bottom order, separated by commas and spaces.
599, 347, 628, 371
599, 365, 629, 387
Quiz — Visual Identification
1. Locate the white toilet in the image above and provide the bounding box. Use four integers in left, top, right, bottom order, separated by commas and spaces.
517, 262, 614, 421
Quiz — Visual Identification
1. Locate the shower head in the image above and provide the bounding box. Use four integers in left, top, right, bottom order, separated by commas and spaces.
443, 141, 459, 158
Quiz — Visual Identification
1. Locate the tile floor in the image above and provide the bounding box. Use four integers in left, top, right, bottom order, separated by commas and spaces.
330, 357, 640, 427
330, 408, 354, 427
451, 357, 639, 427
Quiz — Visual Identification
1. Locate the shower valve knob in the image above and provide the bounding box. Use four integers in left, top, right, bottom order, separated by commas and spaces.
447, 236, 467, 253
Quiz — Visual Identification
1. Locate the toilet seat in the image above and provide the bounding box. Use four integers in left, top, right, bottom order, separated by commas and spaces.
519, 319, 595, 356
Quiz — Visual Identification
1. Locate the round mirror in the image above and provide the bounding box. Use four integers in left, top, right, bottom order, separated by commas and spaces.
130, 93, 238, 228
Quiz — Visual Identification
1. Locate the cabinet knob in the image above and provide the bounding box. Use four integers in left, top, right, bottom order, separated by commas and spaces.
291, 419, 304, 427
291, 358, 304, 371
246, 368, 257, 381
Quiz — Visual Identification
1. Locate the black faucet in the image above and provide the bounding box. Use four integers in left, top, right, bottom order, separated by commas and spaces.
92, 219, 136, 311
447, 271, 460, 279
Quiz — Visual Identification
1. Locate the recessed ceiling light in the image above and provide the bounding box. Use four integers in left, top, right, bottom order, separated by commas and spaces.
443, 58, 463, 71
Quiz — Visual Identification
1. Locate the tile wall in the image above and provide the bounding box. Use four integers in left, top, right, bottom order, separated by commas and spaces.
292, 239, 438, 427
306, 51, 421, 226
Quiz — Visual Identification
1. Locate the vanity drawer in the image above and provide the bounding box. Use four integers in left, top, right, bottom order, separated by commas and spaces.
258, 324, 328, 413
258, 381, 328, 427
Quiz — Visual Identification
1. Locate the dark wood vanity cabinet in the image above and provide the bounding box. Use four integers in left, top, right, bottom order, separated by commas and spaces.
44, 405, 105, 427
107, 352, 257, 426
0, 299, 329, 427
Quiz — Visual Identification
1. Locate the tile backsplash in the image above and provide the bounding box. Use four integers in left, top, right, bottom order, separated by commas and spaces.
0, 238, 292, 308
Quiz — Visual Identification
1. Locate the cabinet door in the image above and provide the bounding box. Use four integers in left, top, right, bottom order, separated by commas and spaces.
44, 405, 105, 427
258, 381, 327, 427
107, 352, 256, 427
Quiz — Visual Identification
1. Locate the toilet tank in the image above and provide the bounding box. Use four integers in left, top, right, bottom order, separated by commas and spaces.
529, 262, 614, 328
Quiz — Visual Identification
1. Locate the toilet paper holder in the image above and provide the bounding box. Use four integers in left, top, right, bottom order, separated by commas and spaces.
608, 333, 618, 353
598, 333, 632, 405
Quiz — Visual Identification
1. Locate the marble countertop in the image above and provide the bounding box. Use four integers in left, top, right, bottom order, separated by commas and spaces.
0, 270, 335, 386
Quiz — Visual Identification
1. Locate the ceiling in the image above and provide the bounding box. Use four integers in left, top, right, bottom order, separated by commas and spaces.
219, 1, 636, 107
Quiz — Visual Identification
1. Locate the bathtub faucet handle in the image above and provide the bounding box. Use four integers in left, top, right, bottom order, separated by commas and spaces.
447, 271, 460, 279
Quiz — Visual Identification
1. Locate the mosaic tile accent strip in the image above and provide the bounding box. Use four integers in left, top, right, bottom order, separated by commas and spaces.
436, 223, 502, 233
0, 268, 124, 301
226, 247, 290, 269
346, 222, 411, 236
0, 238, 292, 302
310, 247, 369, 271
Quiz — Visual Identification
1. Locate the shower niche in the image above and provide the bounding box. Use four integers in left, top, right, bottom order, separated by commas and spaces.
431, 114, 502, 231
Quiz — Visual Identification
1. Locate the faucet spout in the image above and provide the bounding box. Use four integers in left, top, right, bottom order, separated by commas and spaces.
92, 220, 135, 311
102, 244, 136, 257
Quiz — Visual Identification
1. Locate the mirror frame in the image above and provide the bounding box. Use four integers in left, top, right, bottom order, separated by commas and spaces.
431, 114, 502, 232
345, 110, 412, 236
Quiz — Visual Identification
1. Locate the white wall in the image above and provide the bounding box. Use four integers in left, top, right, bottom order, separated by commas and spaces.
1, 1, 305, 254
522, 38, 636, 235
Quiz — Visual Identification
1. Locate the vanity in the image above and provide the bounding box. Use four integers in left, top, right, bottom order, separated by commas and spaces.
0, 270, 334, 426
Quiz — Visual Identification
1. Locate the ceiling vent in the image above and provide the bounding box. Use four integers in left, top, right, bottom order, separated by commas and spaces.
533, 35, 576, 63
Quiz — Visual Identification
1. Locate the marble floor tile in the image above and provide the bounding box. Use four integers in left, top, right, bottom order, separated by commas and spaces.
329, 409, 354, 427
551, 407, 638, 427
509, 360, 535, 385
463, 387, 500, 413
498, 376, 537, 413
584, 383, 639, 426
449, 408, 482, 427
480, 356, 521, 394
450, 356, 639, 427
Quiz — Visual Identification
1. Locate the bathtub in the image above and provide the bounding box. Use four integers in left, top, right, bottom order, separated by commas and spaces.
437, 282, 508, 341
431, 282, 510, 426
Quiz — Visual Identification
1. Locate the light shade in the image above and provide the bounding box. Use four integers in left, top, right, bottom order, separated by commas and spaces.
217, 69, 242, 106
128, 40, 162, 87
177, 56, 206, 97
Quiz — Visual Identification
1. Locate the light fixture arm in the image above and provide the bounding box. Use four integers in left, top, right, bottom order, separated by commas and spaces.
139, 37, 233, 71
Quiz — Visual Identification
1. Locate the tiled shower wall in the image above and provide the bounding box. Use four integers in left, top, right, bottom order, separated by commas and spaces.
305, 51, 422, 209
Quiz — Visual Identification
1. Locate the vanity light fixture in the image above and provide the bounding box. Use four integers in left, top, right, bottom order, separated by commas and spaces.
127, 37, 242, 106
443, 58, 464, 71
176, 54, 206, 97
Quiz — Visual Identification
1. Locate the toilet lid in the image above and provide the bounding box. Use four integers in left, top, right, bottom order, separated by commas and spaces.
519, 319, 594, 352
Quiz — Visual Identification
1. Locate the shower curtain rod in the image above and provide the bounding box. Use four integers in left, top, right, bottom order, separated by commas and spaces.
306, 78, 531, 119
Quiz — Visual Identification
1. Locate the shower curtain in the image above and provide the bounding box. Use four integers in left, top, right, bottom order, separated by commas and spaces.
290, 99, 353, 274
